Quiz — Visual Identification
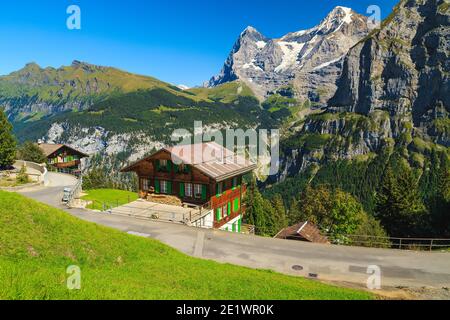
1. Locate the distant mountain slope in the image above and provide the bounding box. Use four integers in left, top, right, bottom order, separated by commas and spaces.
207, 6, 370, 103
0, 60, 195, 122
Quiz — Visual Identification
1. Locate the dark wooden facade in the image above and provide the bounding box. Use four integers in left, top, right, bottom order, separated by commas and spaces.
39, 144, 88, 176
122, 149, 250, 230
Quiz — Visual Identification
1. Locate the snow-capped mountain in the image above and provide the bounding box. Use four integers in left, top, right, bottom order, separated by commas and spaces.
207, 6, 370, 103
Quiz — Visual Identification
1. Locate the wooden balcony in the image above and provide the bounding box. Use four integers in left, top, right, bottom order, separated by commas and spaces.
52, 160, 80, 169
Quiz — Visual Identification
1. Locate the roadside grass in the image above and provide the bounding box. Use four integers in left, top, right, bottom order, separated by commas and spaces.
81, 189, 138, 211
0, 191, 374, 300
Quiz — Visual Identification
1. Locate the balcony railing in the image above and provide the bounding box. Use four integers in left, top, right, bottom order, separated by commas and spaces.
52, 160, 81, 169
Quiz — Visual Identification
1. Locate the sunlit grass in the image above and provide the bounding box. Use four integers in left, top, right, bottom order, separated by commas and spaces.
0, 191, 374, 300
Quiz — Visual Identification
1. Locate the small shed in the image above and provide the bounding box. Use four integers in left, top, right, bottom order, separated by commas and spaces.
275, 221, 330, 244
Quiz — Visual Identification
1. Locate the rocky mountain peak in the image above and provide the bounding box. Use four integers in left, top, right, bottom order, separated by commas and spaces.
24, 62, 41, 70
207, 6, 370, 102
237, 26, 268, 47
241, 25, 260, 35
70, 60, 105, 73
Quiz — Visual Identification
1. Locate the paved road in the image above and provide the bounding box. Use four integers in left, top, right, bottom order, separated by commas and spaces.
18, 173, 450, 291
18, 172, 80, 211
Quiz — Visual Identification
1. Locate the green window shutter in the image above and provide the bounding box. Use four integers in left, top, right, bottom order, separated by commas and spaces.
238, 218, 242, 233
155, 180, 160, 194
167, 161, 172, 172
227, 202, 231, 216
232, 223, 236, 232
185, 165, 191, 173
216, 208, 221, 221
201, 185, 207, 200
174, 164, 179, 173
234, 198, 240, 212
179, 183, 185, 198
168, 181, 173, 194
155, 160, 160, 171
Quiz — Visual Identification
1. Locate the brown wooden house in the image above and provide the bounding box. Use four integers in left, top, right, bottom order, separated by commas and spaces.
38, 143, 88, 176
121, 142, 257, 232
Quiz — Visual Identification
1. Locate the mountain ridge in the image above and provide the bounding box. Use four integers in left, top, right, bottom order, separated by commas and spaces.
207, 6, 370, 103
0, 60, 196, 122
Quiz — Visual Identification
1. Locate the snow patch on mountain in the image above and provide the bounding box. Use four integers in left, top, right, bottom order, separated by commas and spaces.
275, 41, 305, 73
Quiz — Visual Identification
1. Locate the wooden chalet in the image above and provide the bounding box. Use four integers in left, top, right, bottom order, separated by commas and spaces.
121, 142, 257, 232
38, 143, 88, 176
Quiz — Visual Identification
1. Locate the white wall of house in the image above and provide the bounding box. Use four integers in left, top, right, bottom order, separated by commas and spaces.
219, 215, 242, 233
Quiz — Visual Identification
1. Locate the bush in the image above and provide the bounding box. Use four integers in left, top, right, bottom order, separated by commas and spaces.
16, 166, 30, 185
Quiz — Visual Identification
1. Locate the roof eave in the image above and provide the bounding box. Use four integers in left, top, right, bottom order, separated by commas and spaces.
213, 164, 258, 182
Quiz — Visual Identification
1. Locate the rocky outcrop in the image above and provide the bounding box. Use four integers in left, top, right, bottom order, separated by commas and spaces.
44, 122, 165, 173
329, 0, 449, 139
208, 6, 370, 103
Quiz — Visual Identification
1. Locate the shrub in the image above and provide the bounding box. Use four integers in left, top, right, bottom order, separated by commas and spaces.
16, 166, 30, 185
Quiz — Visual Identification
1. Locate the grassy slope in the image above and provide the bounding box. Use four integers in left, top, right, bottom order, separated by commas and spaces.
0, 191, 373, 300
82, 189, 138, 210
188, 81, 255, 103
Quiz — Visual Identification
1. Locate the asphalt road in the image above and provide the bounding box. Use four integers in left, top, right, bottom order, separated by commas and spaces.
18, 173, 450, 292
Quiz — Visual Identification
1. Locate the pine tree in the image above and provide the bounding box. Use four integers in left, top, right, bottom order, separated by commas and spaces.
272, 194, 288, 234
375, 164, 427, 237
244, 177, 276, 236
429, 154, 450, 237
0, 108, 16, 168
288, 197, 303, 225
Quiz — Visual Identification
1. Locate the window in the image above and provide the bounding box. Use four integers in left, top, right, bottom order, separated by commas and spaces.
160, 180, 170, 194
222, 204, 228, 218
185, 183, 193, 198
194, 184, 202, 199
141, 178, 149, 191
216, 182, 223, 197
157, 159, 171, 172
232, 177, 238, 189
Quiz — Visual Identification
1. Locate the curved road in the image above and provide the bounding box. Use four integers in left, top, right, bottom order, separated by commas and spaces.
18, 172, 450, 295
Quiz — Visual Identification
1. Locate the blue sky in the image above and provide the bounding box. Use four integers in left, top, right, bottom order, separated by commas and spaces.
0, 0, 398, 87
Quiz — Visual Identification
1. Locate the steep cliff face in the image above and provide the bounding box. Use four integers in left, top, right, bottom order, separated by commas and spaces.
272, 0, 450, 185
329, 0, 449, 136
208, 6, 370, 102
